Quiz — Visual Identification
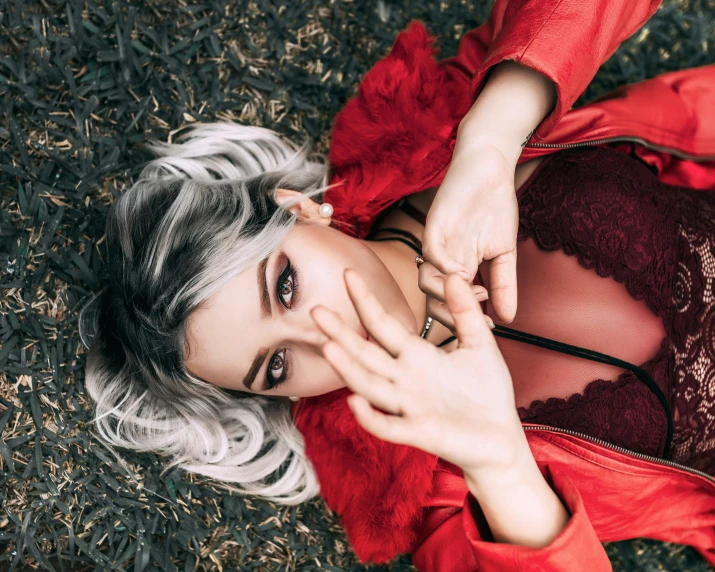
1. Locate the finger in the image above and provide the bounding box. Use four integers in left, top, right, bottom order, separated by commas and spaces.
423, 237, 472, 280
484, 250, 518, 323
422, 220, 470, 280
311, 306, 397, 379
347, 394, 416, 446
418, 262, 447, 303
443, 273, 497, 349
428, 299, 495, 333
420, 267, 488, 305
426, 298, 455, 333
323, 342, 403, 415
474, 286, 490, 301
343, 269, 413, 357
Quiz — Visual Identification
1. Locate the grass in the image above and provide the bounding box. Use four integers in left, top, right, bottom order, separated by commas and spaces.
0, 0, 714, 570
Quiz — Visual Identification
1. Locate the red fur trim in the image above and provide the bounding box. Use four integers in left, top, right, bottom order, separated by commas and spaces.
326, 21, 470, 238
292, 389, 439, 564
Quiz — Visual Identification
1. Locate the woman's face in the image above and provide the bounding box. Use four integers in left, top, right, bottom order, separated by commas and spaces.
184, 217, 418, 398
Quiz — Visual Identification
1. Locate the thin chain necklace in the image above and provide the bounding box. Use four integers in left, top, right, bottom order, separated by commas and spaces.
369, 227, 433, 338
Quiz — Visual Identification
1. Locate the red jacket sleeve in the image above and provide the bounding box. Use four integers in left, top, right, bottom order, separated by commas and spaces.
412, 468, 611, 572
438, 0, 662, 141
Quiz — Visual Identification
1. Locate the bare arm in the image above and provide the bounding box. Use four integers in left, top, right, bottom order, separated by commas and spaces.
463, 432, 570, 548
455, 60, 557, 166
451, 64, 568, 547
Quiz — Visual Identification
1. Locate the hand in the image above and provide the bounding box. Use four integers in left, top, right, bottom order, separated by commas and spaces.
421, 145, 519, 325
421, 281, 493, 334
311, 269, 524, 476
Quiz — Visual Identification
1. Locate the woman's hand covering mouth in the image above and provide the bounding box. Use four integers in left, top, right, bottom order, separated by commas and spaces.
310, 268, 522, 477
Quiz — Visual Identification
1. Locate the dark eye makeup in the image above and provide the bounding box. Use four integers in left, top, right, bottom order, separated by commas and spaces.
267, 349, 290, 390
265, 255, 299, 390
277, 257, 298, 310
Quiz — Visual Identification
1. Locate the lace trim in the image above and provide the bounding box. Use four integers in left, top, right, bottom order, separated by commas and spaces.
666, 185, 715, 472
518, 374, 668, 457
517, 149, 676, 318
517, 338, 669, 418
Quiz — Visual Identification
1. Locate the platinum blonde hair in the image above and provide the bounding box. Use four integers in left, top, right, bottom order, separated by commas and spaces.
81, 121, 336, 504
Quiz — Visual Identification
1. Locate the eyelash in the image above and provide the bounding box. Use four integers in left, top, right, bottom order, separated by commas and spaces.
266, 258, 299, 389
277, 258, 298, 310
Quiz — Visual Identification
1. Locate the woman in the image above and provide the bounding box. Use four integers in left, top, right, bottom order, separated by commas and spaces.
82, 0, 715, 569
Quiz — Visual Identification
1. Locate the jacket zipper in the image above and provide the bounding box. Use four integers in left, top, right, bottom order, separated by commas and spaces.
523, 424, 715, 485
528, 136, 715, 162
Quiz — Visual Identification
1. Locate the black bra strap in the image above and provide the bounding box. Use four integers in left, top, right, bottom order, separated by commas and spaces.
370, 227, 423, 256
438, 324, 673, 459
371, 236, 422, 256
398, 199, 428, 226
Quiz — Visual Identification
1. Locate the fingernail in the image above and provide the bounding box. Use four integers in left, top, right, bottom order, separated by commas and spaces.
473, 287, 488, 299
487, 317, 495, 329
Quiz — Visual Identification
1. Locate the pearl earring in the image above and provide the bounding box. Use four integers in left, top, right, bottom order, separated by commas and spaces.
289, 396, 300, 402
318, 203, 334, 218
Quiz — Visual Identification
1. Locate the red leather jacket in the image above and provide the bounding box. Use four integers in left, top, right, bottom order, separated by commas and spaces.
292, 0, 715, 570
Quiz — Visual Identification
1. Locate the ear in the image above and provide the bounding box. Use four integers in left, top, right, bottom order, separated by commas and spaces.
274, 188, 331, 226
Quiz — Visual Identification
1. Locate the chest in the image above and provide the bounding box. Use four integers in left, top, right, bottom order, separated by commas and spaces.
482, 148, 677, 407
482, 238, 667, 407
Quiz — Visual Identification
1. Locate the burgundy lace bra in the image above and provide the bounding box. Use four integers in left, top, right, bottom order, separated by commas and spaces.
381, 145, 715, 469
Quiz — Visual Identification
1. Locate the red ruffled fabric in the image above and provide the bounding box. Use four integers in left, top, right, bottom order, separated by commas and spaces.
292, 389, 439, 563
326, 21, 470, 239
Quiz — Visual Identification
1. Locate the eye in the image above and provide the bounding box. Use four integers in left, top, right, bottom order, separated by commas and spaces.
267, 349, 287, 388
277, 258, 297, 309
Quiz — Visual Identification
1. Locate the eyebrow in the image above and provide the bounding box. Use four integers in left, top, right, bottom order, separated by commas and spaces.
258, 257, 272, 318
243, 348, 269, 390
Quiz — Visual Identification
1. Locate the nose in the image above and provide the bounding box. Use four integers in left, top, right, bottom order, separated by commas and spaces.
279, 309, 330, 350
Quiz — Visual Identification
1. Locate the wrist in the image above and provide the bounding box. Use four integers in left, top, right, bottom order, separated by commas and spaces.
455, 117, 522, 167
462, 427, 538, 494
443, 144, 516, 195
456, 61, 556, 164
463, 442, 571, 548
